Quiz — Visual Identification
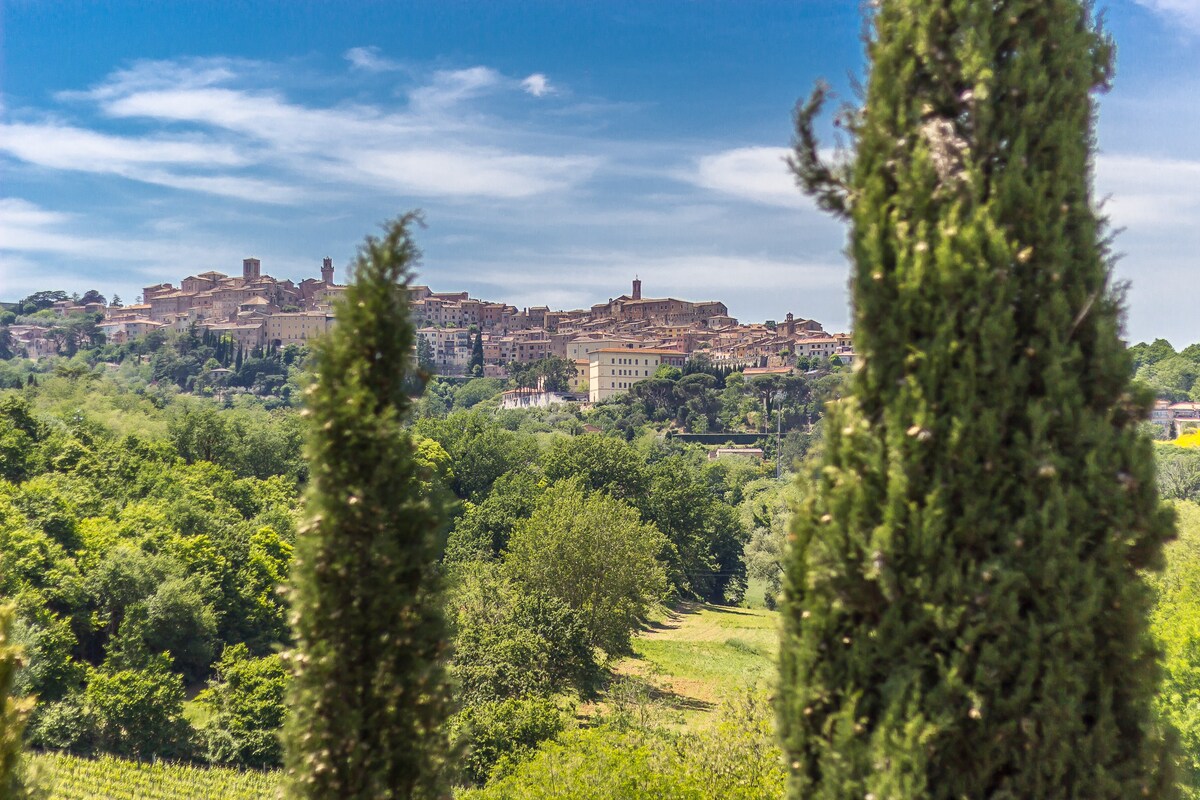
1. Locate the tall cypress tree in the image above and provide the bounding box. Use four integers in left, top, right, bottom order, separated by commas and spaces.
779, 3, 1176, 798
468, 329, 484, 377
283, 213, 452, 800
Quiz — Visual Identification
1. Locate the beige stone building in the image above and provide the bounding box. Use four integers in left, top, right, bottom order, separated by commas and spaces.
588, 348, 687, 403
265, 312, 335, 346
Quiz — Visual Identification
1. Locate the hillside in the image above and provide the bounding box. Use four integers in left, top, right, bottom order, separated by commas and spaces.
29, 602, 779, 800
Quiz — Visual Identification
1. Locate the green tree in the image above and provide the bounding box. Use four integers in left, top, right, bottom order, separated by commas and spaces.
1, 604, 36, 800
1150, 502, 1200, 797
529, 356, 577, 393
503, 480, 667, 655
196, 644, 288, 769
1131, 339, 1178, 371
417, 336, 435, 374
643, 455, 747, 603
414, 410, 536, 501
283, 214, 453, 800
541, 435, 648, 507
85, 654, 192, 759
780, 3, 1176, 798
470, 330, 485, 377
446, 469, 542, 563
447, 563, 598, 703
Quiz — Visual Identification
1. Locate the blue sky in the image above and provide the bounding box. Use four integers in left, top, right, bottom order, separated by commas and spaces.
2, 1, 1199, 344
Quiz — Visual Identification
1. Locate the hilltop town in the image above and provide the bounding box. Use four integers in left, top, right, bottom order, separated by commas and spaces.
3, 257, 854, 403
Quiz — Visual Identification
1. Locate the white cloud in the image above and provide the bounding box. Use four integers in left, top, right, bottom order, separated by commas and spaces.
2, 59, 604, 204
521, 73, 553, 97
0, 122, 246, 169
1134, 0, 1200, 32
0, 197, 290, 301
1096, 154, 1200, 228
460, 251, 845, 296
409, 66, 503, 112
0, 121, 300, 203
344, 46, 401, 73
691, 146, 812, 209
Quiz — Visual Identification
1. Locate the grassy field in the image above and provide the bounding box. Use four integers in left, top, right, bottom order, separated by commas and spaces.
612, 602, 779, 729
31, 752, 277, 800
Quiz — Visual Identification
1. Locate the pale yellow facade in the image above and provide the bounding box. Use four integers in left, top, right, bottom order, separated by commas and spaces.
588, 348, 686, 403
265, 312, 335, 346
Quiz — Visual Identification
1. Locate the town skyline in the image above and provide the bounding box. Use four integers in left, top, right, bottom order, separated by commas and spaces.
3, 1, 1199, 344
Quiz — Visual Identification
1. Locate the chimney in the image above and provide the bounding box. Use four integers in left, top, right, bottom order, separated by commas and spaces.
632, 276, 642, 300
321, 257, 335, 285
242, 258, 261, 281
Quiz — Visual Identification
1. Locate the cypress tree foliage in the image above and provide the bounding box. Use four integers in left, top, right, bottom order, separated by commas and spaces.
779, 3, 1177, 798
470, 331, 484, 377
282, 213, 452, 800
1, 604, 36, 800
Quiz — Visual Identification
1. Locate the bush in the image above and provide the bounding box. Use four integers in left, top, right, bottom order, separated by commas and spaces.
463, 694, 783, 799
452, 696, 566, 786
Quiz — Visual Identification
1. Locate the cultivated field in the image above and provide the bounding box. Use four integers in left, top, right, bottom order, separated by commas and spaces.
31, 752, 277, 800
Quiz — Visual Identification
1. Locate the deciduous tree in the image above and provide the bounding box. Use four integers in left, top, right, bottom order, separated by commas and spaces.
1, 604, 36, 800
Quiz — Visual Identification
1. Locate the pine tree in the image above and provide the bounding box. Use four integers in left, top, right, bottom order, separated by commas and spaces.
1, 604, 36, 800
779, 3, 1176, 798
282, 213, 452, 800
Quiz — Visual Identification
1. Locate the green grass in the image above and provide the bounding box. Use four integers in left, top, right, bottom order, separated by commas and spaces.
614, 602, 779, 729
741, 576, 772, 609
31, 752, 277, 800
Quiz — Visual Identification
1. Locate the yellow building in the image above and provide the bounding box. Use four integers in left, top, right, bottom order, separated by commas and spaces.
265, 312, 335, 346
588, 348, 686, 403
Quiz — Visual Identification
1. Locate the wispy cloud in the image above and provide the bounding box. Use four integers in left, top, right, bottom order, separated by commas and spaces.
409, 66, 503, 113
691, 146, 811, 209
344, 46, 402, 73
4, 58, 601, 203
1096, 154, 1200, 228
1133, 0, 1200, 32
0, 122, 301, 203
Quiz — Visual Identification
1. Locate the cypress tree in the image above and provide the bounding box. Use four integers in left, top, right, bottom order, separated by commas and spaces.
283, 213, 452, 800
779, 3, 1176, 798
1, 604, 35, 800
470, 331, 484, 377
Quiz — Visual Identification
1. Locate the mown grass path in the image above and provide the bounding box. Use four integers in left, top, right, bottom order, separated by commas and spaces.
612, 602, 779, 729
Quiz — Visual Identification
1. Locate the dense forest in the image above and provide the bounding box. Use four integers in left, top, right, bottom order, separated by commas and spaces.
3, 318, 1200, 796
0, 325, 819, 791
